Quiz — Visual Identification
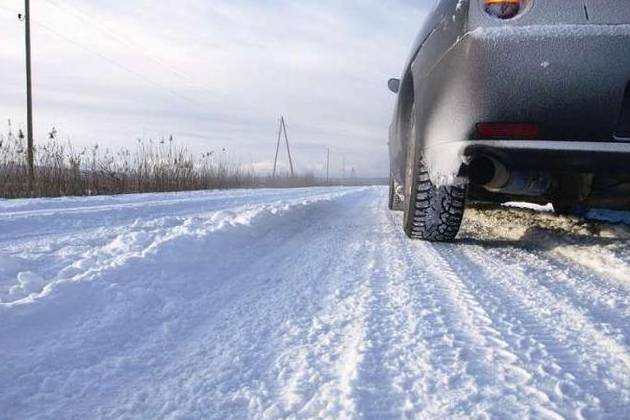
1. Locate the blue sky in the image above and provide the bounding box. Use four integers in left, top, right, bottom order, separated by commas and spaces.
1, 0, 431, 177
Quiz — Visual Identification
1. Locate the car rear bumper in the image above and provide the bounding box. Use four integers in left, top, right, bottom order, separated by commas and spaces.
423, 139, 630, 186
415, 24, 630, 183
461, 140, 630, 172
415, 24, 630, 152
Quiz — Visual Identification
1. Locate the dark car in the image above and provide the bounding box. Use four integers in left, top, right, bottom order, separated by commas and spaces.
387, 0, 630, 241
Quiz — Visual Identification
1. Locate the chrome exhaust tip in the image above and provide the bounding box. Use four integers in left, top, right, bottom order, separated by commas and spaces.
469, 156, 552, 197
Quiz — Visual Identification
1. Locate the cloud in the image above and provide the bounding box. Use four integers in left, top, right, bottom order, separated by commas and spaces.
0, 0, 430, 177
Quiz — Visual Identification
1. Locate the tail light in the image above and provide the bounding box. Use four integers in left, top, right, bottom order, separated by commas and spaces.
477, 123, 540, 139
483, 0, 522, 20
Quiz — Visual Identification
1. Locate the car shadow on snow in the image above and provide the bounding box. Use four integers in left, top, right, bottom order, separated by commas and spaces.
454, 226, 630, 253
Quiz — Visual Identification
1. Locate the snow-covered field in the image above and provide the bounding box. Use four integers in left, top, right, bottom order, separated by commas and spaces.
1, 187, 629, 419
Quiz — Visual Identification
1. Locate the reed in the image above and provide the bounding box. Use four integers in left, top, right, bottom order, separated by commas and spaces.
0, 125, 260, 198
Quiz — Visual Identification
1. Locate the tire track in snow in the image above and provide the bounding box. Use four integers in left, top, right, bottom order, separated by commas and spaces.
265, 204, 384, 418
405, 238, 568, 419
99, 189, 379, 419
0, 189, 374, 419
468, 242, 629, 347
0, 190, 371, 419
432, 223, 630, 415
426, 243, 601, 417
458, 247, 630, 414
2, 187, 629, 419
270, 258, 370, 419
352, 223, 415, 418
462, 209, 630, 341
353, 209, 485, 418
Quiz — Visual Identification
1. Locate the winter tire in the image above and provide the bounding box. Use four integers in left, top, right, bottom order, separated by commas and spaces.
403, 158, 466, 242
402, 105, 466, 242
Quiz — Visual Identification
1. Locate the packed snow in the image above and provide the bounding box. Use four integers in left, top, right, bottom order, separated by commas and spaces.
1, 187, 629, 419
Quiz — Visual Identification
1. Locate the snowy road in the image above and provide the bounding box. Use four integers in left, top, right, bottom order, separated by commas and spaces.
1, 187, 629, 419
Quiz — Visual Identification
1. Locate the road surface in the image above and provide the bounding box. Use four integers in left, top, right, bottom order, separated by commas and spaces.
1, 187, 629, 419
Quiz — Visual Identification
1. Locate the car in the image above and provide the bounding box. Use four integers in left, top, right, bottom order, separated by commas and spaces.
387, 0, 630, 242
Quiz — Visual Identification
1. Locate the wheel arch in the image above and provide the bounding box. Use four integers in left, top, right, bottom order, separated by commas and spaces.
395, 69, 416, 188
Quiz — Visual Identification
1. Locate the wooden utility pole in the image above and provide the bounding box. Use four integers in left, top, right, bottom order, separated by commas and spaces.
24, 0, 35, 193
326, 148, 330, 186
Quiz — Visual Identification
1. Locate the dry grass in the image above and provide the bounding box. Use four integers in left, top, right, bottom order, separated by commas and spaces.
0, 125, 264, 198
1, 123, 368, 198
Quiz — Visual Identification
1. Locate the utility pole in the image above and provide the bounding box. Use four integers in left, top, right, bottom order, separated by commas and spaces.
281, 117, 295, 177
272, 118, 282, 178
24, 0, 35, 193
326, 148, 330, 186
272, 116, 295, 178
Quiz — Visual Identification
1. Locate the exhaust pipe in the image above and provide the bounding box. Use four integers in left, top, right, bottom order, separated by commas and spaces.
469, 156, 552, 196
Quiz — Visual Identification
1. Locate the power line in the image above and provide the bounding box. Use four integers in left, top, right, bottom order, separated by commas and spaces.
43, 0, 212, 95
3, 1, 199, 105
0, 4, 20, 16
6, 1, 214, 165
32, 19, 199, 105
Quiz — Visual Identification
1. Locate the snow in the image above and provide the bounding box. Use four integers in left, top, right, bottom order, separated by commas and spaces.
1, 187, 629, 419
504, 201, 554, 212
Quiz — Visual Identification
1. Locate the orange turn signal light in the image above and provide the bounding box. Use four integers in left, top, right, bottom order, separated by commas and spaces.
483, 0, 522, 19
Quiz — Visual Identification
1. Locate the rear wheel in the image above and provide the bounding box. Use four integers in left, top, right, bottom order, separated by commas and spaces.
403, 158, 466, 241
388, 174, 404, 211
402, 104, 466, 242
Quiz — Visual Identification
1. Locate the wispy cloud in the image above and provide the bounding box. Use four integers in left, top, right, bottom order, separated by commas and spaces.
0, 0, 430, 177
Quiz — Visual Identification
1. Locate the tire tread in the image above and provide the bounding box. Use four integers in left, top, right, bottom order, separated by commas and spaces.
404, 160, 466, 242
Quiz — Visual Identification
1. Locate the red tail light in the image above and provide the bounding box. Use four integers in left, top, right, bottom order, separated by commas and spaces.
483, 0, 522, 20
477, 123, 540, 139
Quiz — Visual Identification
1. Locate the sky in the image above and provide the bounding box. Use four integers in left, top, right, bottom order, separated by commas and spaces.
0, 0, 431, 178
